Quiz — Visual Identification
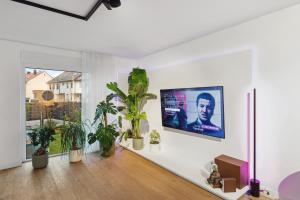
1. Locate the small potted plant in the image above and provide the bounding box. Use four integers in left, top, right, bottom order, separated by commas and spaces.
149, 130, 161, 152
27, 125, 55, 169
60, 121, 87, 163
88, 94, 123, 157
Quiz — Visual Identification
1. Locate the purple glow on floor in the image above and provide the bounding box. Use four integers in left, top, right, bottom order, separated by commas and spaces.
278, 171, 300, 200
241, 163, 249, 184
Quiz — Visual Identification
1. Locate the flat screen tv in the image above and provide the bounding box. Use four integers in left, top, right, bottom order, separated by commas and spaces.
160, 86, 225, 139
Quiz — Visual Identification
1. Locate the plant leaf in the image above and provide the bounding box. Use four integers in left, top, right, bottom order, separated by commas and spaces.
139, 112, 147, 120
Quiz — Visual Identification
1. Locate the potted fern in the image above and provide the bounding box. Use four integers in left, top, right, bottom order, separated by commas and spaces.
107, 67, 157, 150
59, 111, 87, 162
88, 94, 123, 157
149, 130, 161, 152
60, 121, 87, 163
27, 125, 55, 169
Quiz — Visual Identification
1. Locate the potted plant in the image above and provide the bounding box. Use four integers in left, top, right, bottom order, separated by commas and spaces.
149, 130, 161, 152
107, 67, 157, 150
27, 125, 55, 169
88, 94, 123, 157
60, 120, 87, 163
119, 128, 133, 147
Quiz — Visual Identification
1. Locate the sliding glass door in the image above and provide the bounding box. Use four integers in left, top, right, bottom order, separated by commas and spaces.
25, 68, 82, 159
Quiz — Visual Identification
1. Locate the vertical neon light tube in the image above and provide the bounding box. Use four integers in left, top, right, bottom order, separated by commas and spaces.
253, 88, 256, 180
247, 92, 251, 183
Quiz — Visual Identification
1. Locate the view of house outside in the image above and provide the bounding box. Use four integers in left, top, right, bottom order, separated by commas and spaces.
25, 68, 82, 159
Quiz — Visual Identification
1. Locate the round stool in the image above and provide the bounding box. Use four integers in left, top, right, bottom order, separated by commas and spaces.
278, 171, 300, 200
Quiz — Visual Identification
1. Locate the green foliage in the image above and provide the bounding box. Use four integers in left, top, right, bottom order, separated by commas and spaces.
58, 110, 87, 153
119, 128, 132, 142
88, 125, 119, 156
27, 125, 56, 156
88, 94, 121, 157
128, 68, 148, 97
59, 121, 87, 153
150, 130, 160, 144
49, 134, 61, 155
107, 67, 157, 139
26, 103, 31, 120
65, 109, 81, 123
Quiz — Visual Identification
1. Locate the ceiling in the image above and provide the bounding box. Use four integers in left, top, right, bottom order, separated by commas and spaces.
1, 0, 300, 58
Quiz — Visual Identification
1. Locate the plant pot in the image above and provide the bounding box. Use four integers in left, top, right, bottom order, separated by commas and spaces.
132, 138, 144, 150
102, 142, 115, 157
150, 143, 161, 153
69, 149, 83, 163
32, 152, 48, 169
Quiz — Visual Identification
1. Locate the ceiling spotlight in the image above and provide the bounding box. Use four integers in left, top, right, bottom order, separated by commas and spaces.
110, 0, 121, 8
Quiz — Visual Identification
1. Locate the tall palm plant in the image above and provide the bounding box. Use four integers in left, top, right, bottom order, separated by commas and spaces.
107, 67, 157, 140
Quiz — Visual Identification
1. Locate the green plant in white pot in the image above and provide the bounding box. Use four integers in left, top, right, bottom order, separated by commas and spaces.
107, 67, 157, 150
59, 121, 87, 163
27, 125, 55, 169
149, 130, 161, 152
59, 111, 87, 163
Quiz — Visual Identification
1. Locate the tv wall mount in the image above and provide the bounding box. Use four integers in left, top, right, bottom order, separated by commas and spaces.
11, 0, 121, 21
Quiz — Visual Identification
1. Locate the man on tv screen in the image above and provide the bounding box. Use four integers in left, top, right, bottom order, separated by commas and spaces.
187, 92, 222, 137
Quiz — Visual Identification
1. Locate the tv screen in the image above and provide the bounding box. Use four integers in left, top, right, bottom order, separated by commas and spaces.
160, 86, 225, 139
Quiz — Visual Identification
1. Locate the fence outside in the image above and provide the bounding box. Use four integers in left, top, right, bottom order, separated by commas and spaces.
26, 102, 81, 121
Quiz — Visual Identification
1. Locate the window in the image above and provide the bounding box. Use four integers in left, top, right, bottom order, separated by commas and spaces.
25, 68, 82, 160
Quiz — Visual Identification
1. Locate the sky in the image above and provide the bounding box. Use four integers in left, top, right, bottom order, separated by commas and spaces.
25, 68, 63, 78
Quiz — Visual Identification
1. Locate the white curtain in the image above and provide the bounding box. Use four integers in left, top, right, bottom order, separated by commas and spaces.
81, 52, 118, 152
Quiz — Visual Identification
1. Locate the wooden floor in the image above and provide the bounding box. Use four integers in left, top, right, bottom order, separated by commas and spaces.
0, 147, 268, 200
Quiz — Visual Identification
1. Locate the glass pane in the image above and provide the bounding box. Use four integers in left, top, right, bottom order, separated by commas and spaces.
25, 68, 82, 159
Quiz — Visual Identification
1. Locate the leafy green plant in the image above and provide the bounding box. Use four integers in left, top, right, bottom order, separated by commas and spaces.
59, 110, 87, 153
119, 128, 133, 142
59, 121, 87, 153
28, 125, 56, 156
150, 130, 160, 144
88, 94, 123, 157
107, 67, 157, 139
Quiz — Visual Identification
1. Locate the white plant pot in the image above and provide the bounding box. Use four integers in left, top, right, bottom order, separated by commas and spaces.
150, 143, 161, 153
69, 149, 83, 163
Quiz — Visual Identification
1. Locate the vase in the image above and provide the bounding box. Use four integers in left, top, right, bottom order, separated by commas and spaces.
32, 152, 48, 169
69, 149, 83, 163
150, 143, 161, 153
132, 138, 144, 150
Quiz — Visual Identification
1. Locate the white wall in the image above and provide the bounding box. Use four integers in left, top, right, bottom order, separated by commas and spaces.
127, 4, 300, 195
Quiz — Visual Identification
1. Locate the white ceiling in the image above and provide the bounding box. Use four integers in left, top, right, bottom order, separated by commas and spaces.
1, 0, 300, 58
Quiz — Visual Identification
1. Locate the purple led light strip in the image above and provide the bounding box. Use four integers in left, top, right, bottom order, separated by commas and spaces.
253, 88, 256, 180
